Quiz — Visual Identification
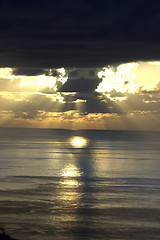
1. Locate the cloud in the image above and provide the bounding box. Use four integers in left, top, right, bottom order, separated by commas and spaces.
1, 60, 160, 130
0, 0, 160, 68
1, 85, 160, 130
13, 68, 45, 76
0, 93, 66, 120
1, 62, 160, 118
114, 89, 160, 114
59, 77, 101, 93
0, 78, 22, 91
58, 68, 101, 92
12, 67, 61, 77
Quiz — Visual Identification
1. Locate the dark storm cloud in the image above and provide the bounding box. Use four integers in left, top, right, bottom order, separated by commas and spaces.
67, 68, 99, 79
13, 68, 60, 77
61, 91, 123, 114
59, 77, 101, 93
1, 0, 160, 68
58, 67, 101, 92
13, 68, 45, 76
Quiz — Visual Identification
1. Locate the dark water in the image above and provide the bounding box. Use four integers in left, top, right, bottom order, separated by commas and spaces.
0, 128, 160, 240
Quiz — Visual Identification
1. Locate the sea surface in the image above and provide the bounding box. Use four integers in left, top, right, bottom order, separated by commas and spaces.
0, 128, 160, 240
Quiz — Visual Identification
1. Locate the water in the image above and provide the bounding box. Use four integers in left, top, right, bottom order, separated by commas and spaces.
0, 128, 160, 240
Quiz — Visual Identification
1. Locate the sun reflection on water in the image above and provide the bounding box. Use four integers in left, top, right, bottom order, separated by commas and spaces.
61, 164, 82, 177
61, 164, 83, 187
51, 163, 84, 226
70, 136, 88, 148
57, 164, 83, 206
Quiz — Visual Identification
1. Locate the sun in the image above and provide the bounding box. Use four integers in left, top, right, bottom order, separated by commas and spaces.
70, 136, 88, 148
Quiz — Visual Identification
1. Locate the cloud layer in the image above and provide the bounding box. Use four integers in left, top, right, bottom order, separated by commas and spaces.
1, 0, 160, 68
0, 62, 160, 130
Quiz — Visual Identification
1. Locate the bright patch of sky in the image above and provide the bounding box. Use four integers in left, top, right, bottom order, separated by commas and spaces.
96, 62, 160, 94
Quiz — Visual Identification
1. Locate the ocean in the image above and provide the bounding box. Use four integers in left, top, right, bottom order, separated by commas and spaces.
0, 128, 160, 240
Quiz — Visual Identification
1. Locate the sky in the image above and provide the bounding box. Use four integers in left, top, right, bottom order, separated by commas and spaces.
1, 0, 160, 131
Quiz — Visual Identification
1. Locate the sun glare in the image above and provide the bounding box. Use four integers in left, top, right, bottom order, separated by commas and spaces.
70, 136, 88, 148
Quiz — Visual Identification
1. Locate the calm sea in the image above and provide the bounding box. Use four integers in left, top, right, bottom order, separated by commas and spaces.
0, 128, 160, 240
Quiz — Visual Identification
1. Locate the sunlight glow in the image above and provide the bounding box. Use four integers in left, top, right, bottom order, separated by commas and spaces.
97, 63, 138, 93
70, 136, 88, 148
20, 75, 56, 89
57, 67, 66, 76
0, 68, 13, 77
148, 61, 160, 66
